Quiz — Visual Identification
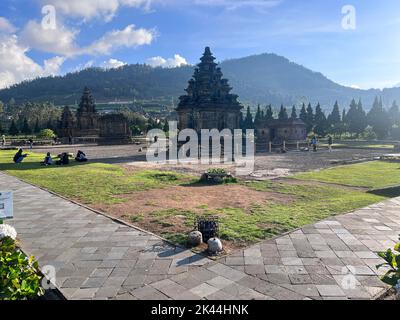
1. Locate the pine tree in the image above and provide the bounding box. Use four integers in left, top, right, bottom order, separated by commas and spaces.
243, 106, 254, 129
389, 101, 400, 125
314, 103, 327, 136
34, 118, 40, 133
305, 103, 314, 133
21, 118, 31, 135
367, 96, 390, 139
299, 103, 307, 123
347, 99, 367, 137
265, 105, 274, 121
254, 105, 263, 127
327, 101, 341, 136
290, 105, 297, 119
8, 119, 19, 136
278, 105, 288, 120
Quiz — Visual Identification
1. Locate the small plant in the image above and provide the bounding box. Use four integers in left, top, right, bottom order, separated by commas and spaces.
207, 168, 227, 175
0, 220, 44, 300
376, 235, 400, 288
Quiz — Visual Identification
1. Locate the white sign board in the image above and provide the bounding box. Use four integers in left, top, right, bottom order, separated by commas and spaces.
0, 192, 13, 220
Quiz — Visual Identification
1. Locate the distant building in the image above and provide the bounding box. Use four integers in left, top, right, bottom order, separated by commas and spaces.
177, 47, 243, 132
256, 118, 307, 143
58, 87, 131, 144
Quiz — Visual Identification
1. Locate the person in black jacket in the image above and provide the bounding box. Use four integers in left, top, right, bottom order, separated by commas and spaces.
13, 149, 28, 163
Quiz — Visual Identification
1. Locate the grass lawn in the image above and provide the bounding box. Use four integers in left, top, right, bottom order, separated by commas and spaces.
294, 161, 400, 189
0, 150, 195, 205
0, 150, 397, 248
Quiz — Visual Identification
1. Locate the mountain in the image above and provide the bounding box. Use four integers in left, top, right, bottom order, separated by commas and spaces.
1, 53, 399, 111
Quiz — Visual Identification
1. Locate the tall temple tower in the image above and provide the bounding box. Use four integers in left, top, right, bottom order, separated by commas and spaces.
177, 47, 243, 132
76, 87, 100, 136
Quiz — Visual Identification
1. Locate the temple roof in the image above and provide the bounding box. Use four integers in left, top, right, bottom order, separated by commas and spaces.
77, 86, 97, 114
177, 47, 242, 111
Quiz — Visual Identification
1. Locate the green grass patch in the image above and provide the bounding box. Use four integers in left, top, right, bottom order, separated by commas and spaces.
293, 161, 400, 189
0, 150, 195, 205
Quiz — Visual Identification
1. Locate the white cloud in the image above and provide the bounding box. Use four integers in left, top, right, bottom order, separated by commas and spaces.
19, 20, 78, 57
19, 21, 154, 57
103, 58, 127, 69
0, 35, 65, 89
42, 0, 152, 22
0, 17, 17, 34
146, 54, 188, 68
83, 24, 154, 55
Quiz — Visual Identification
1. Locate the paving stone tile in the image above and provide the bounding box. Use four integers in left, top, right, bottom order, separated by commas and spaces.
316, 285, 345, 297
190, 283, 219, 298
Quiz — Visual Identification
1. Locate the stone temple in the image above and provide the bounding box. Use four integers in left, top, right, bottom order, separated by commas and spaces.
58, 87, 131, 144
177, 47, 243, 132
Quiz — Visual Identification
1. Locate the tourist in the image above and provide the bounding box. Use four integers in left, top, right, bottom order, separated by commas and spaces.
13, 149, 28, 164
311, 136, 318, 152
28, 138, 33, 150
56, 153, 70, 165
1, 135, 5, 147
42, 152, 54, 166
328, 135, 333, 152
75, 150, 88, 162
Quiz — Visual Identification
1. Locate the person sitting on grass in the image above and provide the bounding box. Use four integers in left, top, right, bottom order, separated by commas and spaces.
42, 152, 53, 166
56, 152, 70, 165
13, 148, 28, 164
75, 150, 88, 162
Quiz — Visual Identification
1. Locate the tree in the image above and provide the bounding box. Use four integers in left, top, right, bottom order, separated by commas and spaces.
21, 118, 31, 135
290, 105, 297, 119
389, 101, 400, 126
278, 105, 288, 120
299, 103, 307, 123
254, 105, 263, 127
327, 101, 341, 136
37, 129, 56, 139
243, 106, 254, 129
347, 99, 366, 137
314, 103, 327, 136
8, 119, 19, 136
34, 118, 40, 133
367, 96, 390, 139
305, 103, 314, 133
264, 105, 273, 121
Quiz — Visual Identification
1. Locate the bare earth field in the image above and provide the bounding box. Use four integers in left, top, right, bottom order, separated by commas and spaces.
33, 144, 386, 179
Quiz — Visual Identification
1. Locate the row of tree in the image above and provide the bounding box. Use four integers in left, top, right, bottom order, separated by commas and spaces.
0, 101, 62, 136
241, 97, 399, 139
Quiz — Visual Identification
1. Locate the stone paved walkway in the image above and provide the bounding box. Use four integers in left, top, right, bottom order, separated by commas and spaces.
1, 172, 399, 300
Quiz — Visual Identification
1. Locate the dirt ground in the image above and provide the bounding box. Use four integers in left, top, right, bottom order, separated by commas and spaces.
33, 143, 387, 179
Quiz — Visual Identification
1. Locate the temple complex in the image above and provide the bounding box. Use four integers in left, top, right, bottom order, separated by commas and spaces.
177, 47, 307, 144
177, 47, 243, 132
57, 87, 131, 144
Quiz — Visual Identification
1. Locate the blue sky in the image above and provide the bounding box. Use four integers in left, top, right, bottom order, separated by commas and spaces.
0, 0, 399, 89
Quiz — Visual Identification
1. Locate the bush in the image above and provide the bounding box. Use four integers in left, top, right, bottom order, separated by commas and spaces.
376, 235, 400, 287
362, 126, 377, 140
36, 129, 56, 139
0, 222, 44, 300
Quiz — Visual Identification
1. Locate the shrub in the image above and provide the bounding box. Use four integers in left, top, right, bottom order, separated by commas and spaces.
362, 126, 377, 140
376, 235, 400, 287
36, 129, 56, 139
0, 221, 44, 300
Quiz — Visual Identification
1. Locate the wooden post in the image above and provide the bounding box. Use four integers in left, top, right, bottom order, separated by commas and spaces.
269, 141, 272, 153
283, 140, 286, 151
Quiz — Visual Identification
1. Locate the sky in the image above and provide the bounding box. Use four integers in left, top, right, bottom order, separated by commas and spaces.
0, 0, 399, 90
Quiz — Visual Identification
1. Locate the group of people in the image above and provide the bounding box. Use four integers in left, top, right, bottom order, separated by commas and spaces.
13, 149, 88, 165
308, 135, 333, 152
